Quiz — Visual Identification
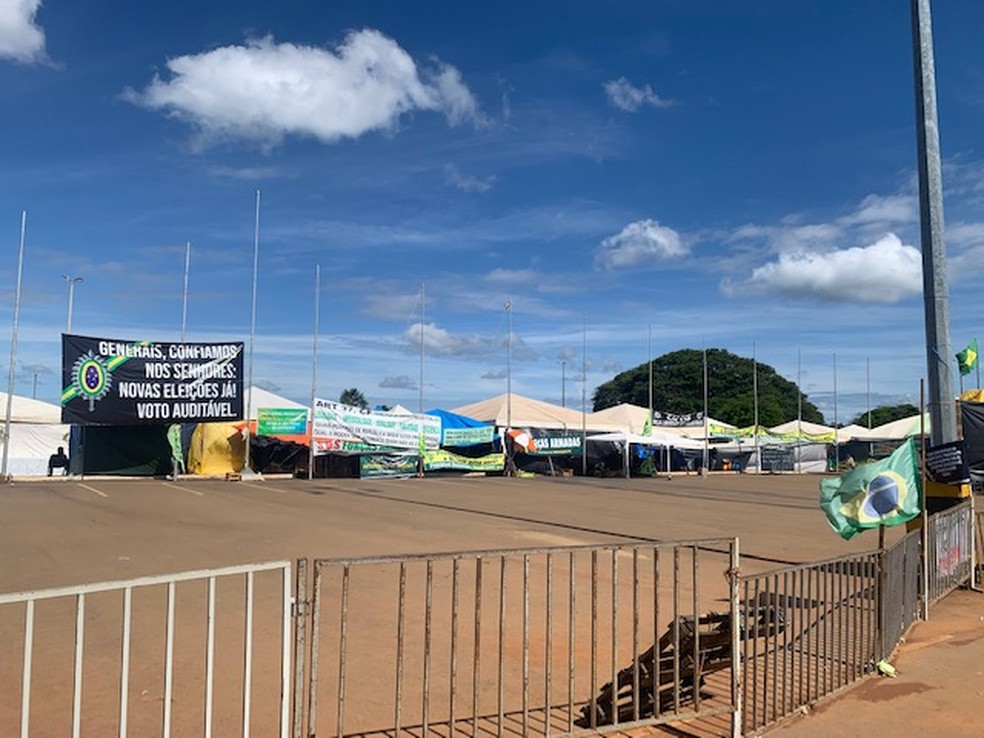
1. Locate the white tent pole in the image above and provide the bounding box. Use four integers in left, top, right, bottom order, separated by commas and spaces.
2, 211, 27, 479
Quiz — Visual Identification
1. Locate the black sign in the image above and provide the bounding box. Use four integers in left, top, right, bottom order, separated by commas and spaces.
652, 410, 704, 427
925, 440, 970, 485
61, 334, 244, 425
759, 445, 795, 472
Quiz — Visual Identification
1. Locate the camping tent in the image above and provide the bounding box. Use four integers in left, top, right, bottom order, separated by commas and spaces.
0, 392, 69, 477
585, 430, 704, 478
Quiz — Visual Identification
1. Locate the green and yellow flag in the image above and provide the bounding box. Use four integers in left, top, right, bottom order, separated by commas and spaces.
819, 438, 921, 541
956, 339, 979, 377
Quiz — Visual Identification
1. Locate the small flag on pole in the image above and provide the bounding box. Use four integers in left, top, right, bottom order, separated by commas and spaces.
643, 411, 653, 437
819, 438, 922, 540
956, 339, 979, 377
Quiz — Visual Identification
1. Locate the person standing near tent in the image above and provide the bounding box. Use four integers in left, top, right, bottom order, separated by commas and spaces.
167, 423, 185, 479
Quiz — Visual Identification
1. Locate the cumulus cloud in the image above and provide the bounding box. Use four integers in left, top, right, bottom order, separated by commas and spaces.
379, 375, 417, 390
0, 0, 46, 63
124, 30, 481, 146
838, 194, 917, 228
603, 77, 675, 112
444, 163, 496, 192
404, 322, 538, 361
596, 219, 688, 269
724, 233, 922, 303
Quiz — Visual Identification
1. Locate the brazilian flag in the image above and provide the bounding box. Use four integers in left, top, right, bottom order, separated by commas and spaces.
819, 438, 922, 540
956, 339, 979, 377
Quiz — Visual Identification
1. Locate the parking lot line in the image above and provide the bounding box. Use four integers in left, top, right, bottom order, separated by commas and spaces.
241, 482, 287, 494
161, 481, 204, 497
75, 483, 108, 498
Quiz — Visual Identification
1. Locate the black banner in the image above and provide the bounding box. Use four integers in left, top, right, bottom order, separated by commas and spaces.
652, 410, 704, 427
61, 334, 244, 425
925, 440, 970, 485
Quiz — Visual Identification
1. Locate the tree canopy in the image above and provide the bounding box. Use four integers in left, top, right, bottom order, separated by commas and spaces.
339, 387, 369, 409
592, 348, 824, 427
849, 404, 919, 429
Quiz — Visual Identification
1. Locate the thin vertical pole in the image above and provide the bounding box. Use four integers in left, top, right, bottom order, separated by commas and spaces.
244, 191, 261, 472
308, 266, 320, 481
797, 349, 803, 472
753, 342, 760, 475
833, 353, 839, 468
3, 211, 27, 478
648, 324, 654, 422
866, 357, 872, 430
181, 241, 191, 342
419, 283, 425, 413
505, 301, 513, 477
581, 314, 587, 476
920, 379, 930, 620
702, 346, 709, 472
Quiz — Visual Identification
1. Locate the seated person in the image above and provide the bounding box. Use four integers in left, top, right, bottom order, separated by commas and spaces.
47, 446, 70, 476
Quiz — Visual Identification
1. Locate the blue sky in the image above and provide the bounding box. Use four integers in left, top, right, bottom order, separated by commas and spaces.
1, 1, 983, 424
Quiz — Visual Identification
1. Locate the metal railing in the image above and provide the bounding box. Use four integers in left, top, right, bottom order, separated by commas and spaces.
0, 561, 293, 738
926, 499, 974, 605
301, 538, 739, 738
880, 529, 922, 659
738, 551, 879, 736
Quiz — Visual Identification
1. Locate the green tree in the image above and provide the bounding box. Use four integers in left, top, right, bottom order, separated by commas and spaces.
339, 387, 369, 409
850, 404, 919, 429
592, 348, 824, 427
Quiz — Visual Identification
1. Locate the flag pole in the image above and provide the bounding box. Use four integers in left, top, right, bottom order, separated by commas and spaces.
977, 338, 981, 390
244, 190, 260, 474
581, 313, 587, 476
181, 241, 190, 342
702, 344, 709, 473
418, 282, 425, 478
797, 349, 803, 473
308, 265, 320, 481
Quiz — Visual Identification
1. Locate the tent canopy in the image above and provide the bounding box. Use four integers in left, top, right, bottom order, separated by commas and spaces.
451, 393, 585, 430
245, 386, 308, 420
586, 430, 704, 450
0, 392, 61, 424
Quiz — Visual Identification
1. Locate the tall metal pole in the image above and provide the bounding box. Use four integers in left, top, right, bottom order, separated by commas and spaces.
561, 360, 566, 408
3, 212, 27, 478
702, 345, 709, 472
244, 190, 260, 472
833, 352, 839, 469
308, 265, 320, 481
797, 349, 802, 473
867, 356, 872, 429
581, 313, 587, 476
181, 241, 191, 342
505, 301, 513, 475
648, 324, 654, 425
62, 275, 83, 333
753, 342, 759, 475
419, 283, 425, 413
912, 0, 956, 446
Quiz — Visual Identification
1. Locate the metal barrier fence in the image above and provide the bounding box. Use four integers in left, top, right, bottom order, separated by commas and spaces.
300, 539, 739, 738
926, 500, 974, 605
880, 529, 922, 660
0, 561, 293, 738
738, 551, 880, 736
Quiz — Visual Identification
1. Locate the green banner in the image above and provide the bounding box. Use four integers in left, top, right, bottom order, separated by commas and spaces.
424, 449, 503, 472
443, 425, 494, 446
257, 407, 308, 435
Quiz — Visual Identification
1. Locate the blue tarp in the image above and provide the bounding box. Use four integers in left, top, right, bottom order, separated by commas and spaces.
427, 409, 494, 446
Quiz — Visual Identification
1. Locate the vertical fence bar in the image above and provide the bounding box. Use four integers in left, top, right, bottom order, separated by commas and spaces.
291, 564, 305, 738
632, 549, 640, 723
781, 571, 789, 718
450, 559, 459, 738
729, 539, 741, 738
797, 569, 804, 710
120, 587, 132, 738
764, 573, 772, 725
243, 572, 254, 738
164, 582, 176, 738
838, 561, 846, 690
611, 549, 619, 727
20, 599, 34, 738
771, 572, 778, 720
498, 556, 506, 738
590, 550, 598, 729
281, 564, 292, 738
692, 547, 700, 715
205, 576, 216, 738
741, 579, 750, 737
336, 566, 350, 738
523, 554, 530, 736
852, 559, 860, 683
545, 553, 553, 738
672, 546, 680, 715
751, 577, 759, 732
568, 551, 575, 734
423, 560, 434, 738
394, 563, 406, 737
307, 565, 323, 738
653, 546, 660, 721
473, 558, 483, 738
72, 593, 86, 738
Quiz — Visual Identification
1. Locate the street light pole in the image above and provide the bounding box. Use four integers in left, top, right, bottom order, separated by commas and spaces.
62, 275, 83, 333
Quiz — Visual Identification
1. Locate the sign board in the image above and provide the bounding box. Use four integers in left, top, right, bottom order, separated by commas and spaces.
257, 407, 308, 436
759, 445, 795, 472
313, 399, 441, 450
61, 334, 244, 425
925, 440, 970, 485
442, 425, 494, 446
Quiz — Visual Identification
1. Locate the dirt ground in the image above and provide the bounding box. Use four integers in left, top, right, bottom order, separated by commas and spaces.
0, 472, 975, 736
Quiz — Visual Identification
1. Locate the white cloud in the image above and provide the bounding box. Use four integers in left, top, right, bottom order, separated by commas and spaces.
603, 77, 675, 112
379, 375, 417, 389
0, 0, 45, 63
596, 219, 688, 269
725, 233, 922, 303
444, 163, 496, 192
125, 31, 481, 146
404, 322, 538, 361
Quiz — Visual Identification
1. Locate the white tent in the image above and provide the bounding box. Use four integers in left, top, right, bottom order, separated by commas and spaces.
769, 419, 836, 437
452, 393, 586, 430
0, 392, 69, 477
245, 386, 308, 420
866, 413, 930, 440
